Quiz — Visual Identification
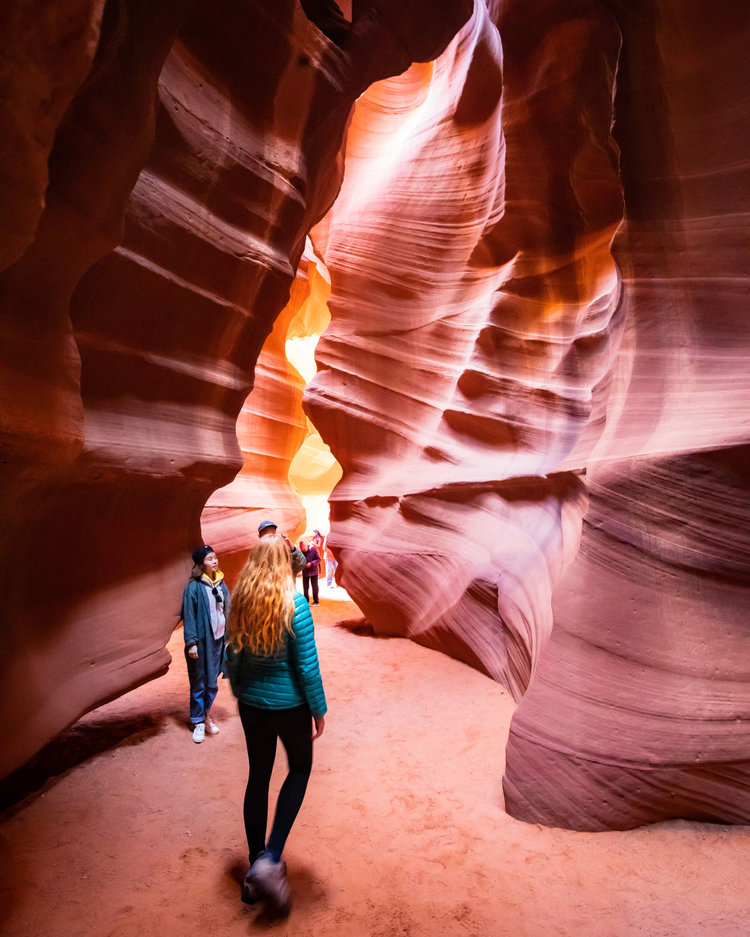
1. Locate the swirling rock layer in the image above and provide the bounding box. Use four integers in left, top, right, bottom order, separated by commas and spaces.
503, 0, 750, 829
0, 0, 472, 777
504, 449, 750, 828
1, 0, 747, 833
308, 0, 750, 830
201, 244, 334, 582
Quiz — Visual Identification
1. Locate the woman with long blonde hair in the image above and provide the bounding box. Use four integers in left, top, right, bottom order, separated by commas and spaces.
225, 534, 327, 915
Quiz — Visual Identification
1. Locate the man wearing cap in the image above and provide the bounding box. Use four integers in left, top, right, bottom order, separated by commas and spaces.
182, 545, 231, 743
257, 519, 306, 576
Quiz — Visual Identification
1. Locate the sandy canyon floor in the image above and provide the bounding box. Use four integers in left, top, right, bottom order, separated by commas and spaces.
1, 588, 748, 937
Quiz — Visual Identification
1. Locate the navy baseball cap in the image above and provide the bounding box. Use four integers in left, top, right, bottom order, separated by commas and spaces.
257, 520, 278, 534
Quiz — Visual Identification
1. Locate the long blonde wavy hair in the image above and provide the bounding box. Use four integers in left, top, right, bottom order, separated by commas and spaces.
227, 535, 296, 654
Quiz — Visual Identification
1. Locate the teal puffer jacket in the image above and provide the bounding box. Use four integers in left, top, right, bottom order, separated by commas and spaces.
225, 592, 327, 718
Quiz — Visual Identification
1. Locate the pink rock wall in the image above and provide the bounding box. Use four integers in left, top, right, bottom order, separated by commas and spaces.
308, 1, 623, 698
503, 0, 750, 829
0, 0, 472, 777
307, 0, 750, 830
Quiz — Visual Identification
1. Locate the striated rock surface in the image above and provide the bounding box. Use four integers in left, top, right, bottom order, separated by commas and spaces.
1, 0, 747, 833
504, 449, 750, 829
308, 0, 624, 695
502, 0, 750, 829
0, 0, 472, 777
307, 0, 750, 830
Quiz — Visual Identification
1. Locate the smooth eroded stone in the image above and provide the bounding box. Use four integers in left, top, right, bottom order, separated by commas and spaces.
0, 0, 472, 777
308, 0, 750, 829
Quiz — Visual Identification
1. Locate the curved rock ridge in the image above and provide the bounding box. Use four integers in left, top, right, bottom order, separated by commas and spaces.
1, 0, 205, 779
308, 0, 750, 829
505, 448, 750, 829
308, 2, 624, 695
0, 0, 472, 777
503, 0, 750, 829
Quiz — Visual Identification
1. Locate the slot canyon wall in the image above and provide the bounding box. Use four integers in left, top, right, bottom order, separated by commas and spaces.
308, 0, 750, 829
1, 0, 748, 832
0, 0, 472, 777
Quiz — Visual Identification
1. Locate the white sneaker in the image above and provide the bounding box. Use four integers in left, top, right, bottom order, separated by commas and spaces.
192, 722, 205, 743
206, 718, 220, 735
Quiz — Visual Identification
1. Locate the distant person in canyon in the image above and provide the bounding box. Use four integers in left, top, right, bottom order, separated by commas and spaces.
181, 545, 231, 744
299, 539, 321, 605
226, 534, 327, 915
258, 518, 306, 575
324, 538, 338, 587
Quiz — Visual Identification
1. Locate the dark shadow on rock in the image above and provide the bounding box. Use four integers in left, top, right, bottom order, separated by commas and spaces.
0, 712, 165, 815
336, 616, 397, 639
299, 0, 350, 46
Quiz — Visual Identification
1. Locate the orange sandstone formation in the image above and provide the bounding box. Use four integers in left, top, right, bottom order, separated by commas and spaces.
0, 0, 472, 777
308, 2, 622, 699
1, 0, 747, 834
200, 239, 338, 583
200, 244, 324, 583
307, 0, 750, 830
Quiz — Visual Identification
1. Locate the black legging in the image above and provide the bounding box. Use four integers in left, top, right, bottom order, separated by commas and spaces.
302, 573, 319, 604
238, 702, 313, 862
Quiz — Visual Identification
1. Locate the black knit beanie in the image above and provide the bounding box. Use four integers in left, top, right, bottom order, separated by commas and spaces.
191, 545, 215, 566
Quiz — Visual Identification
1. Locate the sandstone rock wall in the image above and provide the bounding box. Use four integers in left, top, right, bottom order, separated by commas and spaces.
307, 0, 750, 829
503, 0, 750, 828
200, 242, 332, 583
1, 0, 746, 832
0, 0, 472, 777
307, 0, 624, 707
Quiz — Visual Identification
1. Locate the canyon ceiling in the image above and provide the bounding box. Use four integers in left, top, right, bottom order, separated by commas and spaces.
1, 0, 748, 830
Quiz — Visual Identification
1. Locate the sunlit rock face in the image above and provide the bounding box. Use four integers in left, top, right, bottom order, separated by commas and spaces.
308, 2, 623, 702
0, 0, 472, 777
307, 0, 750, 830
1, 0, 746, 833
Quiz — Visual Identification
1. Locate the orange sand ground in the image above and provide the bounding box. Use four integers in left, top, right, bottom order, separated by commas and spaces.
1, 590, 748, 937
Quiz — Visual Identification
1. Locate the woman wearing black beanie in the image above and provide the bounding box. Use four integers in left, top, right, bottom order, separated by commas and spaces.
181, 545, 231, 743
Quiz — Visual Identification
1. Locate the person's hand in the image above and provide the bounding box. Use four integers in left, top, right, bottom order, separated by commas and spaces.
280, 533, 291, 548
188, 645, 199, 659
312, 715, 325, 739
